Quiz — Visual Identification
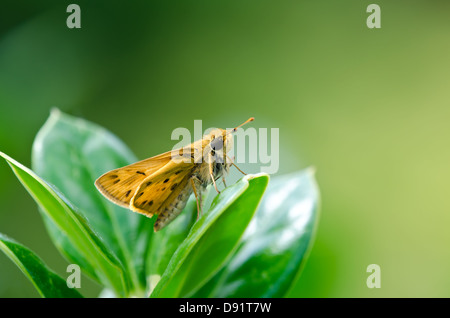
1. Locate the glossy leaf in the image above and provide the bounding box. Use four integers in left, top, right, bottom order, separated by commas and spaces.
194, 168, 320, 297
145, 196, 197, 293
32, 109, 153, 294
0, 233, 83, 298
0, 151, 128, 296
151, 173, 269, 298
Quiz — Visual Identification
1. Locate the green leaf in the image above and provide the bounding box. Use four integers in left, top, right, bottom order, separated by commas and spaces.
32, 109, 153, 295
151, 173, 269, 298
0, 233, 83, 298
145, 197, 197, 288
0, 151, 128, 297
194, 168, 320, 297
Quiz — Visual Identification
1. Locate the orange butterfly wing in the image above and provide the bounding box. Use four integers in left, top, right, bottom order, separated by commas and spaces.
94, 150, 174, 208
130, 160, 195, 217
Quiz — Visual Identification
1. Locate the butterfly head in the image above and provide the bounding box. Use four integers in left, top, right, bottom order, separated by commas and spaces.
199, 117, 254, 168
206, 117, 254, 154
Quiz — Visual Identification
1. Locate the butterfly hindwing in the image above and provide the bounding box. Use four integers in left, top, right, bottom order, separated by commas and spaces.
130, 163, 194, 217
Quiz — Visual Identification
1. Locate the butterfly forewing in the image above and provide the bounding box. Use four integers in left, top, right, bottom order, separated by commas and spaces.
94, 150, 174, 207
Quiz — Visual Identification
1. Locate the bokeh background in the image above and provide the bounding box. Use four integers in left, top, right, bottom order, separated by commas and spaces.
1, 0, 450, 297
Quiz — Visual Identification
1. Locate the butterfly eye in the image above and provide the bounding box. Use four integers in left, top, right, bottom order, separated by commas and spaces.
210, 137, 223, 151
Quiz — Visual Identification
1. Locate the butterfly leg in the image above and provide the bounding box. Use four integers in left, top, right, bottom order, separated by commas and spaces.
226, 154, 247, 175
208, 153, 221, 194
222, 175, 227, 188
190, 177, 202, 220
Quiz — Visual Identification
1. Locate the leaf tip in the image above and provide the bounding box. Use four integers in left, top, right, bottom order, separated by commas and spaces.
242, 172, 270, 183
307, 166, 317, 176
49, 107, 62, 118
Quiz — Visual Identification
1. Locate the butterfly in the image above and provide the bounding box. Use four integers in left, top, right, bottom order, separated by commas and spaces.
95, 117, 254, 232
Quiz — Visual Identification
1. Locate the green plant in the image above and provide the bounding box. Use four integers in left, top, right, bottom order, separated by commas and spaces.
0, 110, 320, 298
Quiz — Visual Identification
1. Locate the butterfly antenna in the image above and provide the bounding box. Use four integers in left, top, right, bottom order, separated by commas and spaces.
233, 117, 254, 132
226, 117, 254, 136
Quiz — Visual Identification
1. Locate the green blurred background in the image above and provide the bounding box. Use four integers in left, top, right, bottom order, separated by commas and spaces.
1, 0, 450, 297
